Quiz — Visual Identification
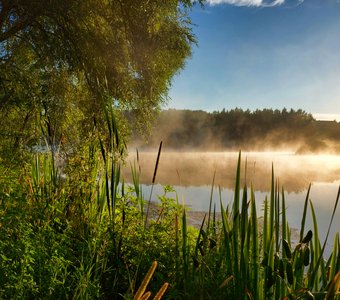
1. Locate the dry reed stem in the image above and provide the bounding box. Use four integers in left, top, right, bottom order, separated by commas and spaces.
153, 282, 169, 300
134, 261, 158, 300
219, 275, 234, 289
140, 291, 152, 300
325, 271, 340, 300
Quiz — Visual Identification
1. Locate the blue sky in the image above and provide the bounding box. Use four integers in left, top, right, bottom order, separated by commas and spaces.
167, 0, 340, 120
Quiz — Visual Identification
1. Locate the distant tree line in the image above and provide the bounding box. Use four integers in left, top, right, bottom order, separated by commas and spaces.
131, 108, 340, 153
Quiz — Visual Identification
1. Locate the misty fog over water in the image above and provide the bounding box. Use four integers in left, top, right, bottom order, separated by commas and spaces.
124, 151, 340, 250
125, 151, 340, 193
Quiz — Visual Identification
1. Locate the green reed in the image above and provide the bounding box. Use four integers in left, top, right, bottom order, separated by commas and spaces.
179, 151, 340, 299
2, 131, 340, 299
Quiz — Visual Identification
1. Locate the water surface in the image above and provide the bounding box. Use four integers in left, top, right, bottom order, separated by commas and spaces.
124, 151, 340, 249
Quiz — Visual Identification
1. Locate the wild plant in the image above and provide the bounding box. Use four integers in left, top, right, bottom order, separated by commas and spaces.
1, 108, 340, 300
179, 152, 340, 299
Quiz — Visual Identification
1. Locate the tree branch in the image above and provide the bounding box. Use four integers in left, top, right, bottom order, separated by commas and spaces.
0, 14, 32, 43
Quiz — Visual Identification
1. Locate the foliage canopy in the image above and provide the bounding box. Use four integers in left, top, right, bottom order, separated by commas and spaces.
0, 0, 201, 159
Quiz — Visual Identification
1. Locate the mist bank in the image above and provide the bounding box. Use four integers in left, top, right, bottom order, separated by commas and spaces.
130, 108, 340, 153
124, 152, 340, 193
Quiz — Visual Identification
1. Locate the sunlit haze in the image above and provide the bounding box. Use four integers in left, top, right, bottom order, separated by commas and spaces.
168, 0, 340, 116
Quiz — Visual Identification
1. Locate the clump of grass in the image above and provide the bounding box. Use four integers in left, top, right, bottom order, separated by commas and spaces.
178, 151, 340, 299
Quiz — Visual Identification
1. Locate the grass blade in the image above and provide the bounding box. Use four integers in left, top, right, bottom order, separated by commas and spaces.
207, 170, 216, 234
145, 141, 162, 226
309, 186, 340, 290
299, 184, 311, 243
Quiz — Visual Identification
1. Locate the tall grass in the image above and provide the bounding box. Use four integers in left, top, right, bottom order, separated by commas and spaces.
177, 151, 340, 299
1, 121, 340, 300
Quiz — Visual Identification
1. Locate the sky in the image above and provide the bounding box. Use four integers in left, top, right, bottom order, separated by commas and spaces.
167, 0, 340, 120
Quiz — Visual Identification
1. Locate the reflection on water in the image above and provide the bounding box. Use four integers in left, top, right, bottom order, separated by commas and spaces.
139, 182, 340, 257
124, 151, 340, 251
125, 151, 340, 193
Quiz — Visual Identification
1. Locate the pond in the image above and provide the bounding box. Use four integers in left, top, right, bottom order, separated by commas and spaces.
124, 151, 340, 253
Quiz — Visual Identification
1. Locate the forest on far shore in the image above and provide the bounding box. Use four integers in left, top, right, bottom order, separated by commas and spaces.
131, 108, 340, 153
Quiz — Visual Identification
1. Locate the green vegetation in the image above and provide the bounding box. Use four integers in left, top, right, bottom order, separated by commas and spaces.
0, 0, 201, 164
1, 145, 339, 299
1, 2, 340, 299
132, 108, 340, 153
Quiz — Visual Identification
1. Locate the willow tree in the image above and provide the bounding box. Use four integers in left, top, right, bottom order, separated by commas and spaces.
0, 0, 202, 161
